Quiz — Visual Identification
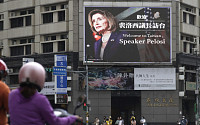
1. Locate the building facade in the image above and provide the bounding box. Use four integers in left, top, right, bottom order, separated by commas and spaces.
1, 0, 200, 125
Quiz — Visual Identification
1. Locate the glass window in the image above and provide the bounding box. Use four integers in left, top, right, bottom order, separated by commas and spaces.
183, 12, 186, 23
43, 42, 53, 53
20, 11, 27, 15
0, 21, 3, 31
51, 36, 56, 40
25, 45, 31, 55
28, 38, 34, 43
28, 9, 34, 14
58, 11, 65, 21
10, 46, 24, 56
60, 34, 68, 39
43, 13, 53, 24
58, 41, 65, 51
183, 42, 187, 52
25, 16, 31, 26
20, 39, 27, 44
189, 14, 195, 25
51, 6, 56, 10
10, 17, 24, 28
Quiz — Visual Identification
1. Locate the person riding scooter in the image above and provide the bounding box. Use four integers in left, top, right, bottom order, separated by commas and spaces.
9, 62, 82, 125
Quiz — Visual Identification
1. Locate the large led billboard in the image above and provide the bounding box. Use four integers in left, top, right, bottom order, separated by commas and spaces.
84, 6, 171, 63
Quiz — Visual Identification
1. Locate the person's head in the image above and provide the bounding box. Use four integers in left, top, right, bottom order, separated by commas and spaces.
19, 62, 46, 98
88, 9, 117, 34
0, 59, 8, 80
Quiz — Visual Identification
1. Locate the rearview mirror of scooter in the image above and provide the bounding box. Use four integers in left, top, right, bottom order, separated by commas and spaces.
54, 108, 73, 117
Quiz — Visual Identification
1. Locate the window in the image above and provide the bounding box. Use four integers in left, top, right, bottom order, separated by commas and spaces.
61, 4, 68, 9
0, 14, 4, 20
183, 42, 187, 52
51, 36, 56, 40
10, 46, 24, 56
25, 45, 31, 55
0, 21, 3, 31
28, 9, 34, 14
189, 14, 194, 25
58, 11, 65, 21
25, 16, 31, 26
20, 10, 27, 15
10, 17, 23, 28
20, 39, 27, 44
58, 41, 65, 51
43, 13, 53, 24
183, 12, 186, 23
51, 6, 56, 10
43, 43, 53, 53
60, 34, 68, 39
10, 8, 34, 28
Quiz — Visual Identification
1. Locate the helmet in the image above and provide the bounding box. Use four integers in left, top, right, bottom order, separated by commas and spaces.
19, 62, 45, 92
0, 59, 8, 78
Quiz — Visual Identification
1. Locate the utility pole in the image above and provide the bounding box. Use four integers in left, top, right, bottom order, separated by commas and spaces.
67, 58, 89, 125
195, 49, 199, 125
85, 56, 89, 125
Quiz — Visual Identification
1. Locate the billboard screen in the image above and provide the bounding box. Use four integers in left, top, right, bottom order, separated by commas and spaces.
86, 67, 134, 90
134, 68, 176, 90
84, 6, 171, 63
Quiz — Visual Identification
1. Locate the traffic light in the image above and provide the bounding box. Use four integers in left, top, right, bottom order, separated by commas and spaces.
83, 99, 87, 111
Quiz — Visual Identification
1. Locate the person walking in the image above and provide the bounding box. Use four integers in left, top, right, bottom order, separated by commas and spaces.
0, 59, 10, 125
130, 115, 136, 125
115, 117, 120, 125
180, 116, 188, 125
94, 117, 100, 125
140, 116, 147, 125
118, 117, 124, 125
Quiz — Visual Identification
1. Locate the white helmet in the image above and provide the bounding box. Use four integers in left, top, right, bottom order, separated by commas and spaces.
19, 62, 45, 92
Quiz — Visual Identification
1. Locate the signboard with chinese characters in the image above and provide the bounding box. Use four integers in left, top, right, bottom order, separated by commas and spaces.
134, 68, 176, 90
86, 67, 134, 90
84, 5, 171, 64
146, 97, 177, 107
54, 55, 67, 94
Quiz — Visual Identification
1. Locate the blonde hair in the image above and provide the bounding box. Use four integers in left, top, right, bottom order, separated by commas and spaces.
88, 9, 117, 34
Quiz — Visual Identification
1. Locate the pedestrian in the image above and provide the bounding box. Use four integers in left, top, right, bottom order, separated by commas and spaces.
180, 116, 188, 125
115, 117, 120, 125
118, 116, 124, 125
102, 116, 107, 125
140, 116, 147, 125
9, 62, 82, 125
130, 115, 136, 125
109, 116, 112, 125
0, 59, 10, 125
94, 117, 100, 125
106, 117, 110, 125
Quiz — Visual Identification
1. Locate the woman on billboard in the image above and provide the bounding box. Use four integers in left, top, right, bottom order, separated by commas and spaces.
88, 9, 140, 62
